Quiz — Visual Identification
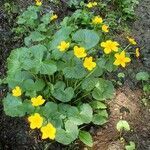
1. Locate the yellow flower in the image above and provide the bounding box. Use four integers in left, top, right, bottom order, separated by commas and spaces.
102, 24, 109, 32
87, 2, 93, 8
127, 36, 137, 45
28, 113, 43, 129
83, 57, 96, 71
114, 51, 131, 67
93, 2, 98, 6
57, 41, 70, 52
12, 86, 22, 97
50, 14, 58, 21
135, 48, 140, 58
31, 95, 45, 107
92, 16, 103, 25
86, 2, 97, 8
40, 123, 56, 140
35, 0, 42, 6
74, 46, 87, 58
100, 40, 119, 54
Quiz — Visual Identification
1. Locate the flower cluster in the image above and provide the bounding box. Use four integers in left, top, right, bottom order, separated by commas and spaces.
28, 113, 56, 140
91, 16, 109, 33
11, 86, 56, 140
92, 16, 103, 25
57, 41, 96, 71
100, 40, 131, 67
86, 2, 97, 8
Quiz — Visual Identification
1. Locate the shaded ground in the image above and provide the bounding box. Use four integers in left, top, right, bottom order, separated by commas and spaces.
0, 0, 150, 150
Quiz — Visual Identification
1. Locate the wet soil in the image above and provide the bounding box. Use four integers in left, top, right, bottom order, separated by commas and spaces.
0, 0, 150, 150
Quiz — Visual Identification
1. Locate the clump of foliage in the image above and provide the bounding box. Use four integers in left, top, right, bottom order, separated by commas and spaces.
2, 1, 137, 147
116, 120, 136, 150
136, 71, 150, 94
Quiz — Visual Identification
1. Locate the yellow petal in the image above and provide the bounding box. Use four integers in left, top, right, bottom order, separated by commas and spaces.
121, 62, 126, 67
100, 42, 106, 47
114, 60, 120, 66
104, 48, 111, 54
120, 51, 125, 57
114, 53, 120, 59
125, 57, 131, 62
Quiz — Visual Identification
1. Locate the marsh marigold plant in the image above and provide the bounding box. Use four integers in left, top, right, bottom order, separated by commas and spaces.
2, 4, 135, 147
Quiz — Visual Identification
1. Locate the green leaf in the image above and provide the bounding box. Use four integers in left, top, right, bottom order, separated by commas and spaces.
51, 49, 63, 60
25, 31, 46, 46
72, 29, 100, 50
41, 13, 51, 25
39, 60, 57, 75
50, 27, 73, 50
118, 72, 125, 78
23, 79, 45, 92
63, 65, 86, 79
7, 47, 29, 75
92, 114, 107, 125
3, 94, 25, 117
56, 120, 79, 145
67, 106, 83, 125
6, 71, 32, 88
40, 102, 58, 117
92, 79, 115, 101
90, 101, 107, 109
15, 45, 57, 75
92, 110, 108, 125
81, 77, 99, 91
79, 104, 93, 123
97, 56, 116, 72
136, 72, 149, 81
37, 23, 47, 32
125, 141, 136, 150
21, 100, 35, 114
79, 131, 93, 147
52, 81, 74, 102
116, 120, 130, 132
17, 6, 38, 25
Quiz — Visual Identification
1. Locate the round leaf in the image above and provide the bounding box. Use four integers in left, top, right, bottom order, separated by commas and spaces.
72, 29, 100, 49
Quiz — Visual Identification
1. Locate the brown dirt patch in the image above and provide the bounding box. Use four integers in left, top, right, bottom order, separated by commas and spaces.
93, 86, 150, 150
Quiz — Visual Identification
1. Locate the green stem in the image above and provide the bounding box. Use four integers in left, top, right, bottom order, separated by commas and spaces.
48, 75, 51, 82
49, 96, 55, 102
73, 92, 90, 104
74, 68, 95, 91
124, 44, 131, 50
52, 74, 55, 83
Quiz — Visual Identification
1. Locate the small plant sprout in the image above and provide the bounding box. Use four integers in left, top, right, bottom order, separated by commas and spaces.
125, 141, 136, 150
116, 120, 130, 132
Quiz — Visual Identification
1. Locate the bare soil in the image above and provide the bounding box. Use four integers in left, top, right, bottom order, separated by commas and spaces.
93, 85, 150, 150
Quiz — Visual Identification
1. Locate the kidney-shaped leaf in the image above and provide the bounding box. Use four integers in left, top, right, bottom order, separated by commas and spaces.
56, 120, 79, 145
3, 94, 24, 117
52, 81, 74, 102
92, 78, 115, 101
72, 29, 100, 49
